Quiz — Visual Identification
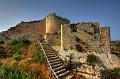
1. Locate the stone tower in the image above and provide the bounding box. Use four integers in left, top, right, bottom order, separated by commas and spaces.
45, 13, 70, 44
46, 13, 60, 33
100, 26, 111, 54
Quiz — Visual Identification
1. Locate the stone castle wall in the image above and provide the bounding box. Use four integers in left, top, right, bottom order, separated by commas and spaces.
61, 22, 111, 53
0, 13, 111, 54
100, 27, 111, 53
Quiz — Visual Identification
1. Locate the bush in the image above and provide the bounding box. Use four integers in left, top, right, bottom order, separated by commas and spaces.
12, 53, 21, 61
12, 46, 22, 55
100, 68, 120, 79
10, 59, 18, 67
0, 41, 4, 44
11, 39, 30, 56
0, 47, 6, 58
75, 36, 80, 43
34, 47, 45, 63
0, 64, 32, 79
112, 67, 120, 75
12, 39, 22, 46
18, 59, 29, 67
21, 39, 30, 46
87, 54, 98, 66
12, 39, 30, 47
75, 44, 83, 52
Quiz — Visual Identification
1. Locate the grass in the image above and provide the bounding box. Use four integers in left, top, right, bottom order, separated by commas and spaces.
33, 46, 45, 63
0, 64, 32, 79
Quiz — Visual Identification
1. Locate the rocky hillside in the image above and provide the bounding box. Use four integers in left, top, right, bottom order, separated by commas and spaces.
111, 40, 120, 58
0, 19, 46, 41
111, 40, 120, 51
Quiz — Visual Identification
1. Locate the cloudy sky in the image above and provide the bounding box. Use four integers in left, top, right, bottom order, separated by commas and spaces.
0, 0, 120, 40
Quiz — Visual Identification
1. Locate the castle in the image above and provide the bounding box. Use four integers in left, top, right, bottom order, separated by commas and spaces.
45, 13, 111, 54
0, 13, 111, 54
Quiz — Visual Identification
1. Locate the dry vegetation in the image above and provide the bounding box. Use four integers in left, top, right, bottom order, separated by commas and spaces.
0, 39, 51, 79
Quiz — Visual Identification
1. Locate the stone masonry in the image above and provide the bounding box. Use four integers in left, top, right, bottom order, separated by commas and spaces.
45, 13, 111, 54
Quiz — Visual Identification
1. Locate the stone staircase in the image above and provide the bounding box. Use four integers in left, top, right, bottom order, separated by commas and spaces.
37, 40, 74, 79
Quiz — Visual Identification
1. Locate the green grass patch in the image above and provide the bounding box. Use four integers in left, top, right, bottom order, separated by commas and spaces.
0, 64, 32, 79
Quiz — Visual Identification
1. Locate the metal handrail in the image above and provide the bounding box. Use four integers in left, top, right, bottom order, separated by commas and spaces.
37, 40, 58, 79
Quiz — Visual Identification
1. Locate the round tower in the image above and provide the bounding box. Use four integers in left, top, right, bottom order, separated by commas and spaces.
46, 13, 60, 33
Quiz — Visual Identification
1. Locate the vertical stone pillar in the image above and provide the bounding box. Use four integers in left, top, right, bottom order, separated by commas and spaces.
61, 25, 64, 50
45, 17, 48, 42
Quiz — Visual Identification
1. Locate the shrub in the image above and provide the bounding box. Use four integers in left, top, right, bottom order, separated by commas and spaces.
12, 39, 22, 46
12, 46, 22, 55
10, 59, 18, 67
75, 36, 80, 43
11, 39, 30, 55
0, 47, 6, 58
87, 54, 98, 66
18, 59, 29, 67
33, 47, 45, 63
0, 64, 32, 79
12, 39, 30, 47
75, 44, 83, 52
100, 68, 120, 79
12, 53, 21, 61
0, 41, 4, 44
112, 67, 120, 75
21, 39, 30, 46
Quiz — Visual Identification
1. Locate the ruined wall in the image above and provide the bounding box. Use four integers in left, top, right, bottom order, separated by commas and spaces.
100, 27, 111, 53
61, 22, 101, 53
76, 22, 100, 52
62, 24, 76, 50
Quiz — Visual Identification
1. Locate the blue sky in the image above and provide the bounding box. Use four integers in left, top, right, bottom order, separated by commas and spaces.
0, 0, 120, 40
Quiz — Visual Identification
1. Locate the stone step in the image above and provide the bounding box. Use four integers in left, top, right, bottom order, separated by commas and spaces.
49, 58, 60, 63
58, 71, 70, 78
53, 65, 65, 72
52, 63, 63, 68
64, 74, 74, 79
45, 49, 55, 53
47, 54, 57, 57
55, 68, 66, 75
47, 53, 56, 55
48, 56, 59, 60
38, 42, 74, 79
50, 60, 62, 66
42, 45, 53, 50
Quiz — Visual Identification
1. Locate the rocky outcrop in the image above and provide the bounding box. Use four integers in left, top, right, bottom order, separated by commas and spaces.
0, 19, 46, 41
